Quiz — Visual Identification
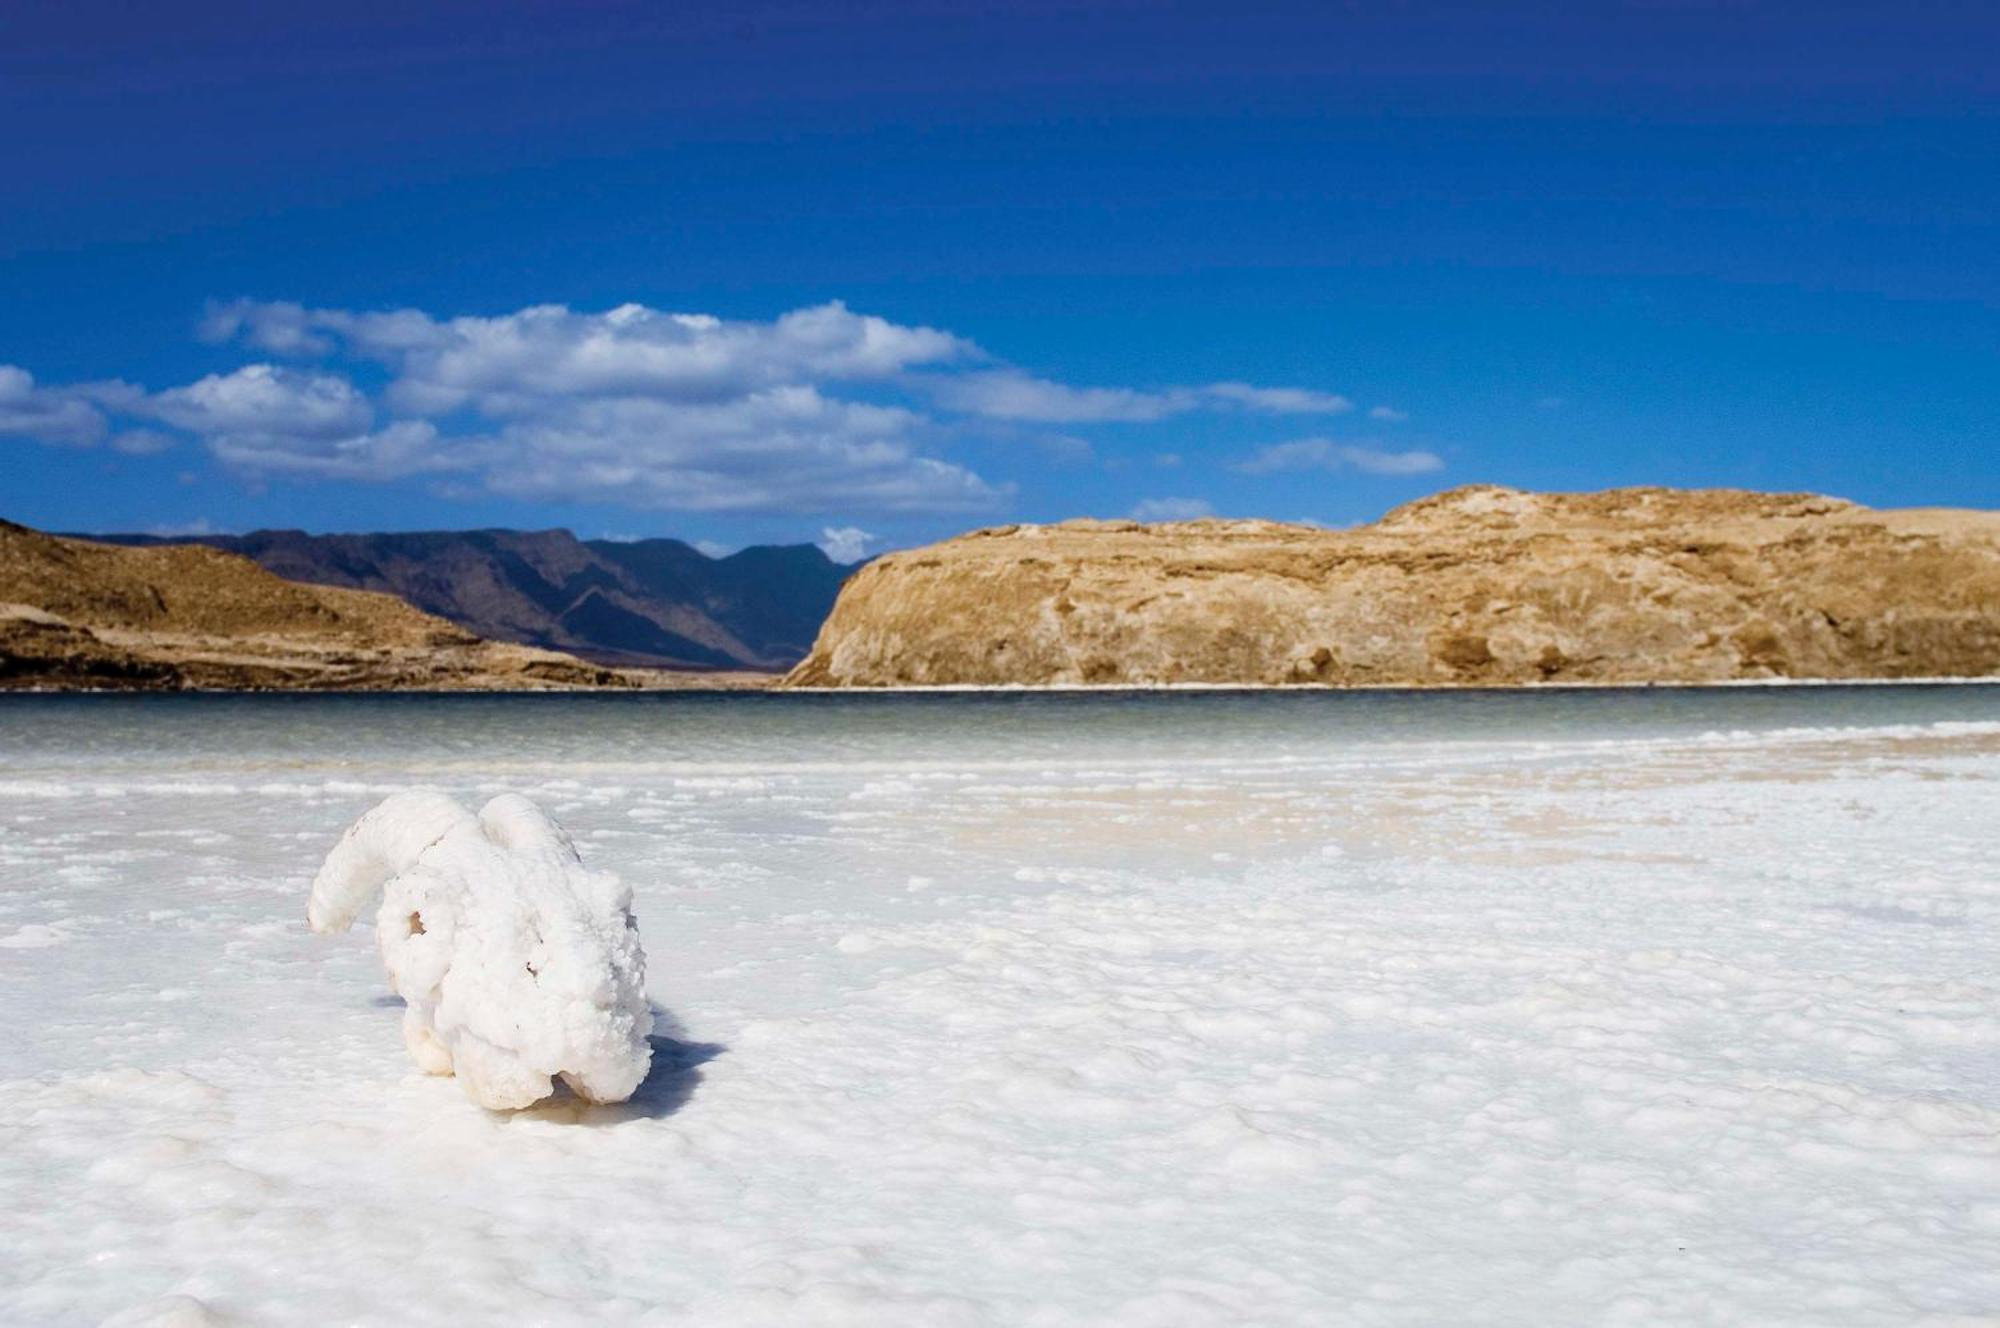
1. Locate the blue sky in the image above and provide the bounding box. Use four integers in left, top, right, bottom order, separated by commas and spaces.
2, 1, 1994, 558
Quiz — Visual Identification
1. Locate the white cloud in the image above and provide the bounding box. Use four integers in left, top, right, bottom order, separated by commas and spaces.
467, 390, 1003, 514
1204, 382, 1353, 414
147, 517, 220, 537
147, 365, 373, 440
0, 365, 109, 447
211, 300, 1364, 427
817, 526, 876, 563
1130, 496, 1215, 521
930, 371, 1191, 423
110, 429, 180, 456
155, 373, 1000, 512
1234, 440, 1332, 475
170, 301, 1005, 515
691, 539, 736, 559
16, 298, 1398, 521
936, 374, 1360, 426
200, 300, 334, 356
211, 299, 973, 415
1368, 406, 1408, 423
1033, 433, 1096, 464
134, 364, 462, 483
1235, 438, 1445, 477
1341, 446, 1445, 476
205, 418, 470, 482
929, 372, 1356, 424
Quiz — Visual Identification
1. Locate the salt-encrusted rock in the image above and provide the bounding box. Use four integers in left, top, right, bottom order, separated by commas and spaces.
309, 791, 653, 1109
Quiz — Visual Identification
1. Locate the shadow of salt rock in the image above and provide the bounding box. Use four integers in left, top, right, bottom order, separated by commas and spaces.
370, 995, 719, 1122
517, 1008, 725, 1125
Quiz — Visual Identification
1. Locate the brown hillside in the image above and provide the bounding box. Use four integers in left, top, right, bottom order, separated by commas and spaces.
784, 486, 2000, 688
0, 519, 642, 690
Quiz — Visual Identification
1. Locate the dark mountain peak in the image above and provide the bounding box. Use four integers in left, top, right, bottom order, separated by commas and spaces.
718, 542, 841, 570
586, 534, 703, 556
73, 524, 853, 672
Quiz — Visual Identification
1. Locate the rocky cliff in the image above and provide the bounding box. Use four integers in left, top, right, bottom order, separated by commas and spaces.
784, 486, 2000, 688
0, 519, 663, 690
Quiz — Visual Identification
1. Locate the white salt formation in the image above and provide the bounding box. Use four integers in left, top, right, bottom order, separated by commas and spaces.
10, 696, 2000, 1323
307, 791, 652, 1109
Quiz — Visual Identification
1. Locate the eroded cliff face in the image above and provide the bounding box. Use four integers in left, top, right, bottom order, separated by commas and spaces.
783, 487, 2000, 688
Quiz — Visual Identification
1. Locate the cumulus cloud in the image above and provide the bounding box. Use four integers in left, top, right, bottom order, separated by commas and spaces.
817, 526, 876, 563
146, 364, 374, 440
115, 363, 464, 482
13, 297, 1394, 521
199, 300, 335, 356
0, 365, 109, 447
173, 301, 1002, 513
1234, 438, 1445, 477
470, 389, 1002, 514
209, 298, 974, 415
206, 419, 470, 482
1130, 496, 1215, 521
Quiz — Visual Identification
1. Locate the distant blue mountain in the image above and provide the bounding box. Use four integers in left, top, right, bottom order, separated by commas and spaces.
88, 527, 856, 671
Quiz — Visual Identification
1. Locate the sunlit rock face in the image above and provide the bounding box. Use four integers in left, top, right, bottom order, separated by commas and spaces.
309, 790, 652, 1109
785, 486, 2000, 688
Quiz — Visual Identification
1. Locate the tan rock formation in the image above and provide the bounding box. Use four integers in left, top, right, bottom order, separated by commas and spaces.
0, 519, 761, 691
784, 486, 2000, 688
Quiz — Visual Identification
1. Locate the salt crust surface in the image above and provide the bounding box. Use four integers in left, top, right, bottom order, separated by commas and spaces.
2, 705, 1998, 1324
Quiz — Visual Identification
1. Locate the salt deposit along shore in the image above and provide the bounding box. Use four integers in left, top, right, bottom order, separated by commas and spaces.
2, 689, 1998, 1325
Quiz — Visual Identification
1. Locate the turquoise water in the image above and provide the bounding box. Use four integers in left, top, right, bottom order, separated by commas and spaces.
3, 683, 1997, 773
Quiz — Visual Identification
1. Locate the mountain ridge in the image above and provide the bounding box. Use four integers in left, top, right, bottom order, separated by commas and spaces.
0, 517, 660, 691
87, 527, 857, 671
